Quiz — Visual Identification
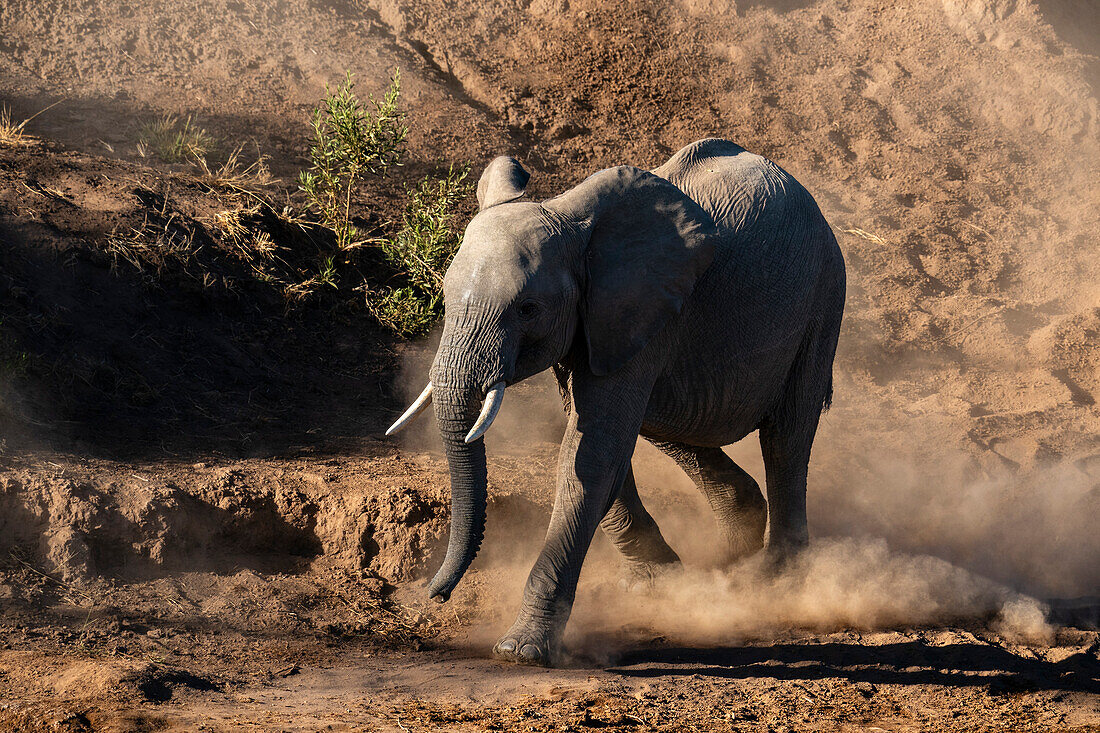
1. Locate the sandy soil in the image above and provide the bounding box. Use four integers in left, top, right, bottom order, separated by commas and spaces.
1, 0, 1100, 730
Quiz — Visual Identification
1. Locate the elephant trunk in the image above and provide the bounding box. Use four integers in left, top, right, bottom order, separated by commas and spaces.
423, 307, 514, 602
425, 373, 494, 602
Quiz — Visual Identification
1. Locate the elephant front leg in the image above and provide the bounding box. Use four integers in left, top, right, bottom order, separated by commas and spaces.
492, 445, 631, 665
493, 377, 650, 666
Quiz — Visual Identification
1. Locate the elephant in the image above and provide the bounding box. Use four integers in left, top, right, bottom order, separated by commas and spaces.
387, 138, 845, 666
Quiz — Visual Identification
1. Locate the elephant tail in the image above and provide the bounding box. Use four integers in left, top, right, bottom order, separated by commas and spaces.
821, 374, 834, 413
811, 225, 845, 415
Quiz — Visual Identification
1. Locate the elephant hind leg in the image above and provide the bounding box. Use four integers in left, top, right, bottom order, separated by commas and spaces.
651, 440, 767, 565
759, 286, 844, 562
600, 466, 681, 574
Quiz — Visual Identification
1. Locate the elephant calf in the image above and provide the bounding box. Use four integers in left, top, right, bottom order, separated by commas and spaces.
388, 138, 845, 666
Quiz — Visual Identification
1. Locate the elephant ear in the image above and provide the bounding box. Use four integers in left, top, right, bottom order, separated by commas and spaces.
547, 166, 717, 376
476, 156, 530, 210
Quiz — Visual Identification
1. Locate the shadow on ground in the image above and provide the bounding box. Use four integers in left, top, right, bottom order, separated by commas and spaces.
610, 639, 1100, 693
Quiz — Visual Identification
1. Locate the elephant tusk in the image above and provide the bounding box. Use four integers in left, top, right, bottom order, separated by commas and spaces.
385, 382, 433, 436
464, 382, 505, 444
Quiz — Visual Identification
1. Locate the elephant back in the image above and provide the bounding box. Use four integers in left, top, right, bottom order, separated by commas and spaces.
653, 139, 838, 368
653, 138, 818, 240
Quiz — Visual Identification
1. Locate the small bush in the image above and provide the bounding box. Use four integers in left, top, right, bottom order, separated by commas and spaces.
370, 166, 471, 336
103, 70, 468, 331
138, 115, 216, 163
299, 70, 407, 250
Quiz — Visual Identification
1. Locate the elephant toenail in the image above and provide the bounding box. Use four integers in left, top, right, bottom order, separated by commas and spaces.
519, 644, 541, 661
497, 639, 516, 653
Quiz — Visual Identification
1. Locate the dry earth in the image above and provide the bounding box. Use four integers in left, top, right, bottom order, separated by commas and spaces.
1, 0, 1099, 730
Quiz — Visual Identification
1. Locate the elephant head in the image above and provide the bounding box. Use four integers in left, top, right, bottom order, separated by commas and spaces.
387, 155, 717, 601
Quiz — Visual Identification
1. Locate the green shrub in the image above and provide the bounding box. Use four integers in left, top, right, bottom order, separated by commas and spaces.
371, 166, 471, 336
113, 70, 469, 331
299, 70, 407, 250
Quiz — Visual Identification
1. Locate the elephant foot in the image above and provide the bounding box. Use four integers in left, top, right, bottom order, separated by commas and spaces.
762, 534, 808, 573
717, 508, 767, 565
618, 557, 682, 593
492, 622, 559, 666
720, 531, 764, 565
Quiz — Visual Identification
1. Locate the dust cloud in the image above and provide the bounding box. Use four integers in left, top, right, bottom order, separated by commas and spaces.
461, 500, 1056, 658
399, 318, 1097, 644
570, 539, 1052, 649
807, 443, 1100, 600
436, 385, 1093, 650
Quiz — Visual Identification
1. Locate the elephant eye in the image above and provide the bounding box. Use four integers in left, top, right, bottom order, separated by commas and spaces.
517, 299, 541, 321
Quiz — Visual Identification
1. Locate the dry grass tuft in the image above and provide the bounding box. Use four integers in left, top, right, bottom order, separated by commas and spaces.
215, 206, 288, 283
0, 101, 61, 147
138, 114, 216, 163
211, 205, 338, 299
106, 213, 198, 278
192, 144, 275, 191
212, 207, 254, 243
0, 106, 34, 146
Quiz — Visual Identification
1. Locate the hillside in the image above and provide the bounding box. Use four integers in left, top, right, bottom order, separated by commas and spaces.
0, 0, 1098, 730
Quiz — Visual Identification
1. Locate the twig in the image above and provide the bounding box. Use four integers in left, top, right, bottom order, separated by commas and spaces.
962, 220, 992, 238
18, 98, 65, 126
840, 227, 889, 246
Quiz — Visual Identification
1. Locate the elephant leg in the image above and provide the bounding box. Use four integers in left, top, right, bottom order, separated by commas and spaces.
758, 315, 840, 563
493, 369, 652, 666
651, 440, 767, 564
600, 465, 681, 578
758, 418, 813, 563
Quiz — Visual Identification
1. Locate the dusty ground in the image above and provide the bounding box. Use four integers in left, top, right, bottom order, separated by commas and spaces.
1, 0, 1099, 730
0, 448, 1098, 732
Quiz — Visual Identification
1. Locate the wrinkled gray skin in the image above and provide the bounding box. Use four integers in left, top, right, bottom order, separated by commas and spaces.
416, 139, 845, 666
